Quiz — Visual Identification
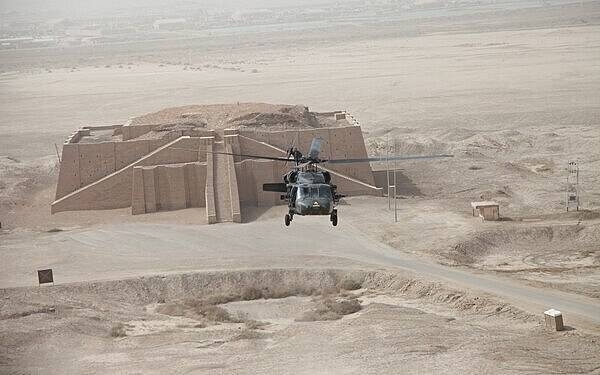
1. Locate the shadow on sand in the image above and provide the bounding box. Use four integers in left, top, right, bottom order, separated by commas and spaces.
372, 169, 423, 196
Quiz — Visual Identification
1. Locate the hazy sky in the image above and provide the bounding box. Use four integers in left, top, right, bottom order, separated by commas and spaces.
0, 0, 339, 17
1, 0, 592, 21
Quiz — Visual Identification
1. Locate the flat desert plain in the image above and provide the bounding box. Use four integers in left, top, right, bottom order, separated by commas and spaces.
1, 2, 600, 374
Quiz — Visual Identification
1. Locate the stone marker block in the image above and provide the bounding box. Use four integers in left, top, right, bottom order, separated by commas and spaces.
544, 309, 564, 331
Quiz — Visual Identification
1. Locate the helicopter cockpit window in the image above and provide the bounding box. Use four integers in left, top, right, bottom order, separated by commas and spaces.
298, 185, 331, 199
299, 186, 310, 198
318, 186, 332, 198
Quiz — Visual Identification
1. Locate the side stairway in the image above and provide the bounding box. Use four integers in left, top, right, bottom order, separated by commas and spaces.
51, 136, 202, 214
205, 140, 241, 223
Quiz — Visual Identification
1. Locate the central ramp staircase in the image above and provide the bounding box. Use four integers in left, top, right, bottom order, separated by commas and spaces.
205, 138, 241, 223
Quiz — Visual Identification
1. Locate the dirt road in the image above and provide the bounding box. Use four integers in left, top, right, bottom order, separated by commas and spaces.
3, 212, 598, 330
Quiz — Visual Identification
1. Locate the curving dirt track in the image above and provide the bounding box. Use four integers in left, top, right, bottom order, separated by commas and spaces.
2, 208, 599, 331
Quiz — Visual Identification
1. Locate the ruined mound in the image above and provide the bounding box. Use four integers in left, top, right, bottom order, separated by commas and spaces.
130, 103, 323, 133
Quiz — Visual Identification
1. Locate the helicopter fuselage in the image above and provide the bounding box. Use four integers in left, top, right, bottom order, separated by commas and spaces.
241, 136, 450, 227
290, 182, 334, 216
278, 170, 340, 226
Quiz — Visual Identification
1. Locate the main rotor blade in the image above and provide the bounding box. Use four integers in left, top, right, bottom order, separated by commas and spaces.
263, 183, 287, 192
308, 137, 322, 159
206, 151, 292, 162
159, 147, 293, 162
325, 154, 454, 164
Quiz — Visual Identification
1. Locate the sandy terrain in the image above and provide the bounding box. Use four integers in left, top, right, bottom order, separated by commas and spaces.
2, 269, 600, 374
1, 1, 600, 373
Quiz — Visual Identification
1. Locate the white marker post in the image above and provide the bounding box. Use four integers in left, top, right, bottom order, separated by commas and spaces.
544, 309, 564, 331
386, 134, 391, 210
394, 139, 398, 222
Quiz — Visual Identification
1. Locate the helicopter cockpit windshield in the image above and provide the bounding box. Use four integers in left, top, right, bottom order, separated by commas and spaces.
298, 185, 332, 200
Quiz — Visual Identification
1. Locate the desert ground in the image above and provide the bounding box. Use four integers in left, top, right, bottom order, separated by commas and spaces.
1, 1, 600, 374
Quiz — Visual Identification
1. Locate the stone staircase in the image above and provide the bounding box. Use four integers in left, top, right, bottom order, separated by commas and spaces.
51, 136, 202, 214
207, 140, 241, 223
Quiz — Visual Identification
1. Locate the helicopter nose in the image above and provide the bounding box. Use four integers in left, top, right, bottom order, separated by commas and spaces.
310, 199, 330, 213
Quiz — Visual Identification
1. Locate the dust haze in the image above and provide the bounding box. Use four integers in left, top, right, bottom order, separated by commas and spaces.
1, 1, 600, 374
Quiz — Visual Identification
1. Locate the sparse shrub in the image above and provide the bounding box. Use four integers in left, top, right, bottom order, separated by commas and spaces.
296, 310, 341, 322
338, 278, 362, 291
157, 284, 359, 325
240, 287, 263, 301
110, 323, 127, 337
320, 286, 340, 296
263, 285, 293, 299
245, 320, 268, 330
157, 297, 238, 322
233, 328, 266, 341
263, 284, 316, 299
581, 210, 600, 220
156, 303, 185, 316
204, 294, 237, 305
295, 298, 362, 322
327, 299, 361, 315
195, 305, 234, 322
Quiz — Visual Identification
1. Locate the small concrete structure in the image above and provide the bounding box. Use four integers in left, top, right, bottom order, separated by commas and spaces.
153, 18, 187, 31
334, 112, 346, 121
471, 201, 500, 221
544, 309, 564, 331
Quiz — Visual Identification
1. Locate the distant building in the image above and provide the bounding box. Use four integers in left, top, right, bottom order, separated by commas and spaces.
231, 9, 273, 23
153, 18, 187, 31
29, 38, 56, 48
0, 37, 56, 49
471, 201, 500, 221
0, 37, 33, 49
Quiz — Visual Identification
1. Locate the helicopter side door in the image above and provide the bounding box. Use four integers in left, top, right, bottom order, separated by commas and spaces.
290, 186, 298, 208
295, 185, 309, 213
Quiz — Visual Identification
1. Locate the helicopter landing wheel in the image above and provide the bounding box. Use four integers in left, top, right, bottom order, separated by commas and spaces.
285, 214, 291, 226
330, 213, 338, 227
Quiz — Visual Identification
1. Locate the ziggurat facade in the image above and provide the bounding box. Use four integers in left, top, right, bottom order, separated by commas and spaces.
52, 103, 382, 223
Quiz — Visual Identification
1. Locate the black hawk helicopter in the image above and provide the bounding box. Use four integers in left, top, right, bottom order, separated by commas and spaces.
211, 138, 452, 227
